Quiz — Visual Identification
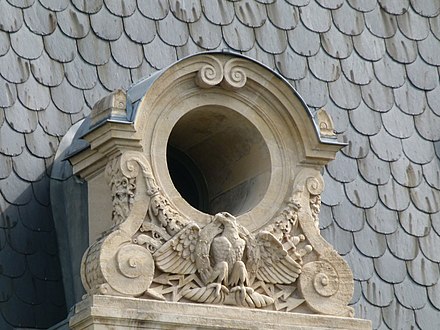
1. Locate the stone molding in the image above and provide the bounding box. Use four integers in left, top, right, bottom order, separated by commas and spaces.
68, 53, 365, 326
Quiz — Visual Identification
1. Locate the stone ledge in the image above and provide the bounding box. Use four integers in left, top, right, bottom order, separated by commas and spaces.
70, 295, 371, 330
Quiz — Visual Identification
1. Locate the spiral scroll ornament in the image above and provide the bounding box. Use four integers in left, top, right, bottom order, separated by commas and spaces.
195, 56, 224, 88
222, 59, 247, 90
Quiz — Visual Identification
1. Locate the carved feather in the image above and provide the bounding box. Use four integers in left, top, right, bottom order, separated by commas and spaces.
153, 223, 200, 275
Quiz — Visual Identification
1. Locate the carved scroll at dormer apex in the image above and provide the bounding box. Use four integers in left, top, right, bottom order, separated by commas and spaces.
195, 56, 247, 90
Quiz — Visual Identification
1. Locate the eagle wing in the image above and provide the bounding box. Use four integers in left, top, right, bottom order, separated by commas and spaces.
248, 231, 301, 285
153, 223, 200, 274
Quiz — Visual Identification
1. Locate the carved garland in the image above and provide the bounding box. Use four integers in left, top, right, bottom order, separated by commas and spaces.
80, 151, 354, 317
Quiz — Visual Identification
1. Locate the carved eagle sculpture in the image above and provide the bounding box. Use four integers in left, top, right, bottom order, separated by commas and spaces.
153, 212, 302, 307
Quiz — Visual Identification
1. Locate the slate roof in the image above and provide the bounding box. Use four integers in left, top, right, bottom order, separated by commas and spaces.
0, 0, 439, 329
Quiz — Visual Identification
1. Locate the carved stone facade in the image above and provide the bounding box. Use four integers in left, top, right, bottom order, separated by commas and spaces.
67, 53, 371, 329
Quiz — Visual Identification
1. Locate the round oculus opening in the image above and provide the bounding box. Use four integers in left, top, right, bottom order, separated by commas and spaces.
167, 106, 271, 216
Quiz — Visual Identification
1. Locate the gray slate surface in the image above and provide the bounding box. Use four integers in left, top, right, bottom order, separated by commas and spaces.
0, 0, 439, 329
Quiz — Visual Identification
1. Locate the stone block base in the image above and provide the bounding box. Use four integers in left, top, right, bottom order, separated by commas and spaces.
70, 295, 371, 330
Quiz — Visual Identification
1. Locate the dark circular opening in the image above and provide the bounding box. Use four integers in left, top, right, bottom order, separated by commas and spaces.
167, 106, 271, 216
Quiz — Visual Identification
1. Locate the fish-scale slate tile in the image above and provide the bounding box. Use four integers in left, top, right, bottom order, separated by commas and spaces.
0, 120, 25, 156
416, 302, 440, 329
353, 221, 387, 257
332, 197, 365, 231
358, 149, 390, 186
316, 0, 343, 10
90, 5, 123, 41
320, 221, 354, 255
382, 299, 417, 330
406, 56, 438, 91
361, 79, 394, 113
340, 124, 370, 159
294, 71, 328, 108
365, 6, 397, 39
0, 30, 10, 56
83, 81, 114, 108
38, 101, 72, 137
25, 123, 58, 158
394, 81, 427, 116
344, 175, 378, 209
57, 3, 90, 39
0, 193, 20, 228
266, 0, 299, 30
124, 10, 156, 45
353, 28, 385, 62
0, 274, 13, 302
188, 14, 221, 50
351, 279, 362, 305
419, 31, 440, 66
390, 154, 423, 188
10, 24, 43, 60
286, 0, 309, 6
321, 24, 353, 59
362, 273, 394, 307
415, 106, 440, 141
0, 154, 12, 179
399, 203, 431, 237
30, 52, 64, 87
349, 102, 381, 136
2, 293, 38, 328
104, 0, 136, 17
395, 275, 427, 309
157, 11, 189, 47
411, 0, 440, 17
347, 0, 377, 13
0, 48, 30, 84
17, 74, 51, 111
170, 0, 202, 23
31, 172, 52, 206
19, 197, 53, 232
39, 0, 69, 12
0, 76, 17, 107
299, 0, 331, 33
97, 57, 132, 91
373, 54, 406, 88
287, 21, 320, 57
201, 0, 234, 25
423, 159, 440, 190
0, 242, 26, 277
51, 78, 85, 114
64, 54, 97, 90
427, 85, 440, 116
378, 0, 409, 15
0, 171, 32, 205
420, 228, 440, 263
27, 248, 62, 281
326, 151, 357, 183
378, 178, 411, 211
14, 270, 42, 305
234, 0, 266, 28
23, 1, 57, 36
308, 48, 341, 82
387, 225, 419, 261
111, 33, 143, 69
321, 169, 344, 204
384, 29, 417, 64
381, 105, 414, 139
0, 1, 23, 32
243, 43, 276, 70
402, 131, 435, 165
374, 247, 406, 283
428, 281, 440, 310
410, 180, 440, 214
408, 253, 440, 286
332, 2, 365, 36
397, 6, 430, 41
274, 49, 306, 80
354, 296, 383, 329
7, 0, 35, 9
344, 246, 374, 281
222, 17, 255, 52
138, 0, 169, 20
43, 27, 76, 63
431, 15, 440, 40
4, 102, 38, 134
329, 74, 361, 110
77, 31, 110, 65
255, 20, 288, 54
72, 0, 103, 14
318, 203, 333, 229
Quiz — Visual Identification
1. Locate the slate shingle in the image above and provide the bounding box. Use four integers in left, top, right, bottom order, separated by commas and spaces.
169, 0, 202, 23
415, 106, 440, 141
374, 247, 406, 283
0, 76, 17, 107
222, 17, 255, 52
373, 53, 406, 88
326, 151, 358, 183
399, 203, 431, 237
382, 299, 417, 329
361, 79, 394, 113
235, 0, 266, 28
406, 56, 439, 91
353, 27, 386, 62
358, 149, 390, 185
365, 5, 397, 38
394, 275, 427, 309
157, 10, 190, 47
320, 221, 354, 255
39, 0, 69, 12
255, 20, 288, 54
0, 241, 26, 277
344, 246, 374, 281
10, 24, 43, 60
423, 159, 440, 190
64, 54, 97, 90
390, 154, 423, 188
332, 197, 365, 231
57, 3, 90, 39
329, 74, 361, 110
387, 224, 419, 260
23, 1, 57, 36
30, 52, 64, 87
384, 29, 417, 64
381, 105, 414, 139
103, 0, 136, 18
427, 85, 440, 116
410, 180, 440, 214
43, 28, 76, 63
349, 102, 381, 136
419, 31, 440, 66
353, 221, 387, 257
299, 0, 331, 33
90, 4, 123, 41
340, 124, 370, 159
378, 178, 411, 211
25, 123, 58, 158
345, 175, 378, 208
0, 154, 12, 180
397, 6, 430, 41
408, 253, 440, 286
77, 30, 110, 65
0, 31, 10, 56
138, 0, 169, 20
362, 273, 394, 307
294, 70, 328, 108
402, 131, 435, 165
287, 21, 320, 57
308, 48, 341, 82
7, 0, 35, 9
111, 33, 143, 69
0, 171, 32, 205
97, 57, 132, 91
17, 74, 50, 111
201, 0, 234, 25
243, 43, 276, 69
4, 102, 38, 134
71, 0, 103, 14
332, 2, 365, 36
420, 228, 440, 263
267, 0, 299, 30
347, 0, 377, 13
124, 10, 156, 44
415, 303, 440, 329
353, 296, 382, 329
428, 281, 440, 310
321, 24, 353, 59
0, 120, 25, 156
378, 0, 409, 16
0, 1, 23, 33
321, 169, 345, 206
